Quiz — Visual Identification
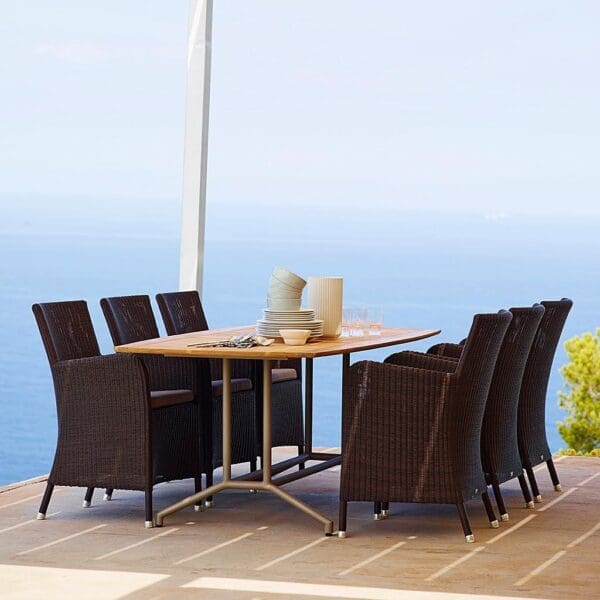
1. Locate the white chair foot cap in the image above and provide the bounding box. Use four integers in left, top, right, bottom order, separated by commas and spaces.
465, 534, 475, 543
534, 495, 542, 503
205, 500, 214, 508
554, 484, 562, 492
194, 504, 203, 512
144, 520, 154, 529
249, 489, 258, 494
501, 513, 509, 522
36, 512, 46, 520
490, 520, 500, 528
103, 493, 112, 501
526, 501, 535, 509
373, 513, 382, 521
82, 500, 91, 508
337, 531, 347, 539
381, 509, 390, 517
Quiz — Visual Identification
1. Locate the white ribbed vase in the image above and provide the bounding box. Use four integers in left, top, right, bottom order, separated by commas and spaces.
306, 276, 343, 338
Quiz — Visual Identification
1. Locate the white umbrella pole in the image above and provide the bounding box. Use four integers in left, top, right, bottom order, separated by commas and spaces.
179, 0, 213, 296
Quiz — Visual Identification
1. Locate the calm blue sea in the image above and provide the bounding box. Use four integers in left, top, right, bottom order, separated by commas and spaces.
1, 200, 598, 486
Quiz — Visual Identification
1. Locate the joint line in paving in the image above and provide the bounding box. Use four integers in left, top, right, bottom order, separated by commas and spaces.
339, 541, 407, 576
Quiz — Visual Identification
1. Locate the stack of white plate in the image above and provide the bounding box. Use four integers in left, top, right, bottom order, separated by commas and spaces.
256, 308, 324, 338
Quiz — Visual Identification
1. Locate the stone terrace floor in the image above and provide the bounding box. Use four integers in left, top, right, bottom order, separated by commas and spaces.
0, 450, 598, 599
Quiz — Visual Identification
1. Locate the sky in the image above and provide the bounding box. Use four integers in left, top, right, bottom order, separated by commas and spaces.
1, 1, 599, 218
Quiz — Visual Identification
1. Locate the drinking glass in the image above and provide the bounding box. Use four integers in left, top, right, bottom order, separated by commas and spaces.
367, 307, 384, 336
351, 307, 368, 337
342, 308, 354, 337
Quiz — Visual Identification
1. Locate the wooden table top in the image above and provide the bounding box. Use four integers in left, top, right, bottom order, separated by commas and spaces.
115, 326, 441, 360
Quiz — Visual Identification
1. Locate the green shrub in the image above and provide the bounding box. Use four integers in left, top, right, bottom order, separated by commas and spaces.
557, 329, 600, 454
556, 447, 600, 457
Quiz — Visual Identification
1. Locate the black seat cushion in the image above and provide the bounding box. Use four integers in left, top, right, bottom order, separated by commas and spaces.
150, 389, 194, 409
272, 368, 298, 384
211, 378, 253, 397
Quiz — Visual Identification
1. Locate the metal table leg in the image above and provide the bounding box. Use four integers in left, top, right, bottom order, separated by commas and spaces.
259, 361, 333, 534
156, 357, 334, 534
304, 357, 313, 455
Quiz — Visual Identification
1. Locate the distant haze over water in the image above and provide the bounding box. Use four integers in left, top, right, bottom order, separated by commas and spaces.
0, 198, 598, 485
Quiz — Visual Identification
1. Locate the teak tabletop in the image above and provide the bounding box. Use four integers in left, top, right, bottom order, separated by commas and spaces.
115, 325, 442, 360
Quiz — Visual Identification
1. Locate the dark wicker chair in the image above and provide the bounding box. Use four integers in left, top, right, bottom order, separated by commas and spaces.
339, 311, 512, 542
478, 305, 546, 519
428, 306, 546, 519
518, 298, 573, 501
429, 299, 573, 503
100, 294, 257, 496
156, 291, 304, 459
32, 300, 204, 527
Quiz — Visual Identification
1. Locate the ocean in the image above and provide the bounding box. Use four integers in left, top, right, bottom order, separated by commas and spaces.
1, 199, 598, 486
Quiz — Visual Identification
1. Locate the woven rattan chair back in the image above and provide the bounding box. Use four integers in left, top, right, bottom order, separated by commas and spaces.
477, 305, 546, 517
100, 295, 160, 345
33, 300, 101, 365
156, 290, 209, 335
482, 305, 545, 477
454, 310, 513, 395
517, 298, 573, 498
446, 310, 513, 493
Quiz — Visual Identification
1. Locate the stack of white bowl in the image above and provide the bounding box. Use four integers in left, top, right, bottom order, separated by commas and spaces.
267, 267, 306, 310
257, 267, 325, 340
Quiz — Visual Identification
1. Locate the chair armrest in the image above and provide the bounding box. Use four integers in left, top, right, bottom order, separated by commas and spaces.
427, 342, 464, 359
341, 360, 454, 499
343, 360, 452, 429
53, 353, 150, 418
138, 354, 211, 403
384, 351, 458, 372
51, 353, 154, 489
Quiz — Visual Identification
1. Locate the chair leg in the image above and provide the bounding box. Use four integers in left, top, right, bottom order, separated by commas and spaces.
490, 476, 509, 521
104, 488, 114, 501
248, 459, 258, 492
526, 466, 542, 502
518, 473, 535, 508
373, 501, 382, 520
456, 503, 475, 542
546, 458, 562, 491
83, 487, 94, 508
338, 500, 347, 538
145, 488, 154, 528
37, 482, 55, 519
194, 476, 203, 512
482, 491, 500, 528
298, 444, 305, 470
205, 470, 214, 508
381, 501, 390, 517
